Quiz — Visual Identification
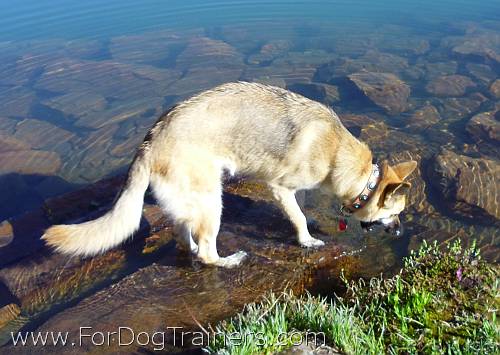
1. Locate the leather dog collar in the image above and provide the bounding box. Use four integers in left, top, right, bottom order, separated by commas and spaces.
340, 163, 381, 215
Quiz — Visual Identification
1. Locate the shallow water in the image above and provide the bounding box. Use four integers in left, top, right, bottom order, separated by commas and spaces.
0, 0, 499, 352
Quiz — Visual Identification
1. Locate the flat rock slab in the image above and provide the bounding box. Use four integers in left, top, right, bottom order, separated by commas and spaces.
425, 75, 476, 97
429, 149, 500, 223
0, 150, 61, 176
466, 111, 500, 144
348, 72, 410, 115
0, 176, 364, 353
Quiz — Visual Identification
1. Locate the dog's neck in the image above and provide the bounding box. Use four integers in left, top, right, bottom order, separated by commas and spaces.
330, 138, 374, 204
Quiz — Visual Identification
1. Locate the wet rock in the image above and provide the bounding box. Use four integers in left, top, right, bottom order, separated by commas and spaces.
466, 111, 500, 144
405, 104, 441, 131
34, 59, 181, 101
466, 63, 496, 85
0, 117, 17, 133
0, 150, 61, 176
42, 92, 107, 120
0, 86, 37, 118
429, 149, 500, 222
13, 119, 74, 151
248, 40, 293, 65
490, 79, 500, 98
252, 76, 287, 88
422, 61, 458, 79
242, 64, 316, 85
437, 93, 488, 120
0, 133, 30, 153
287, 82, 340, 106
0, 221, 14, 248
74, 96, 164, 129
448, 31, 500, 64
273, 50, 338, 68
0, 177, 362, 352
347, 72, 410, 115
314, 52, 408, 83
167, 66, 243, 98
0, 304, 21, 329
175, 37, 244, 69
425, 75, 476, 97
109, 29, 201, 66
60, 125, 119, 182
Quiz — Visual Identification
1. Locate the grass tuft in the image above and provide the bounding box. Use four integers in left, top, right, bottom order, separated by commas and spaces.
206, 240, 499, 354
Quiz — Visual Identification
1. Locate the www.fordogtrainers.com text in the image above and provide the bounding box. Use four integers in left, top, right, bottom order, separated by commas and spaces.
11, 327, 326, 350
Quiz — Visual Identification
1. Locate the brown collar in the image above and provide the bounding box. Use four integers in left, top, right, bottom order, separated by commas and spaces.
340, 163, 381, 215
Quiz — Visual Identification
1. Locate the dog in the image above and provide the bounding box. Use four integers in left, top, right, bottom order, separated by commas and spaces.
43, 82, 417, 268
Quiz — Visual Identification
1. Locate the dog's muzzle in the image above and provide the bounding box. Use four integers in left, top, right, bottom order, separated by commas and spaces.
360, 216, 403, 236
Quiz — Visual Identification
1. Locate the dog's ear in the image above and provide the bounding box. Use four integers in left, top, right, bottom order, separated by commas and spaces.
392, 161, 417, 181
382, 182, 411, 206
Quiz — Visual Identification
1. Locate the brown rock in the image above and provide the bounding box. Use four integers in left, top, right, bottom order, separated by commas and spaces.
0, 150, 61, 175
348, 72, 410, 115
0, 304, 21, 329
248, 39, 293, 65
0, 132, 30, 153
437, 93, 488, 120
450, 31, 500, 64
109, 29, 201, 65
13, 119, 74, 151
73, 96, 164, 129
0, 220, 14, 248
35, 59, 181, 101
423, 61, 458, 79
42, 92, 107, 119
0, 117, 17, 133
425, 75, 476, 97
0, 86, 36, 118
406, 104, 441, 131
287, 82, 340, 106
430, 149, 500, 222
466, 111, 500, 143
466, 63, 496, 84
490, 79, 500, 99
166, 66, 243, 98
175, 37, 244, 69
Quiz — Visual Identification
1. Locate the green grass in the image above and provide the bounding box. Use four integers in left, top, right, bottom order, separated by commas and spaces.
206, 240, 499, 354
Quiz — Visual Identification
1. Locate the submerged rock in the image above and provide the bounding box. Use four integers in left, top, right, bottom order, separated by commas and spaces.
347, 72, 410, 115
175, 37, 244, 69
248, 40, 293, 65
425, 75, 476, 97
0, 150, 61, 176
405, 104, 441, 131
0, 176, 363, 352
429, 149, 500, 222
13, 119, 74, 151
466, 111, 500, 144
287, 82, 340, 106
490, 79, 500, 99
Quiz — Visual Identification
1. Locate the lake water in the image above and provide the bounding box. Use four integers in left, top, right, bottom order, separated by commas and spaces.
0, 1, 498, 351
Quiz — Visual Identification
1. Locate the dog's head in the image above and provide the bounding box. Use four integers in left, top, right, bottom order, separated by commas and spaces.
351, 160, 417, 236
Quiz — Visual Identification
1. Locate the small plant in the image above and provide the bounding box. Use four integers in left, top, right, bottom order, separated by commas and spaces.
207, 240, 499, 354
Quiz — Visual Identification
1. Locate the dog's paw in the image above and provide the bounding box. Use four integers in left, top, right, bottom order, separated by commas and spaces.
214, 250, 248, 268
299, 237, 325, 248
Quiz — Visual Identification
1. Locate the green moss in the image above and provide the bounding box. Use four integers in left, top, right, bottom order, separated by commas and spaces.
207, 240, 499, 354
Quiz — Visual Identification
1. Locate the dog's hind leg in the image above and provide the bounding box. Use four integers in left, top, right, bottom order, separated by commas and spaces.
270, 184, 325, 248
192, 188, 247, 268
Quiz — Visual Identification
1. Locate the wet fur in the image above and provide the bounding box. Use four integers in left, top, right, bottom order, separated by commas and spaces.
42, 82, 416, 267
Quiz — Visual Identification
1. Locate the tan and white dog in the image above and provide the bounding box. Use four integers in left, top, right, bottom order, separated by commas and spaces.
43, 82, 417, 268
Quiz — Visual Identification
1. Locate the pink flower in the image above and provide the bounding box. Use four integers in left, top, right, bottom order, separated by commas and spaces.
456, 267, 463, 282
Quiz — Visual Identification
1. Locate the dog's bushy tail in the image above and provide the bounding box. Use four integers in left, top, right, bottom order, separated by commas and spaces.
42, 152, 151, 257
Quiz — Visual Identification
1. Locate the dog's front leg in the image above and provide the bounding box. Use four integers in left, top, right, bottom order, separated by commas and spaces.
270, 185, 325, 248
